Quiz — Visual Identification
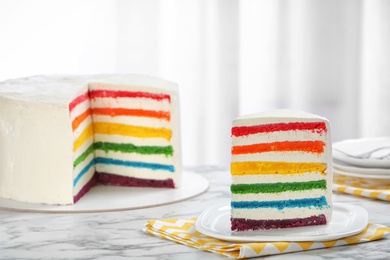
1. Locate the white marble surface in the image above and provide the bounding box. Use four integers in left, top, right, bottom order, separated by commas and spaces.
1, 167, 389, 260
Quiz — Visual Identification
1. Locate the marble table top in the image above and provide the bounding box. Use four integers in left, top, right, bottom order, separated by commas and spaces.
1, 167, 389, 259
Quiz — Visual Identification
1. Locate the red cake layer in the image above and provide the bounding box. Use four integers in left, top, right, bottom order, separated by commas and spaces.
96, 172, 175, 188
69, 91, 89, 112
232, 122, 327, 137
73, 175, 97, 203
231, 214, 327, 231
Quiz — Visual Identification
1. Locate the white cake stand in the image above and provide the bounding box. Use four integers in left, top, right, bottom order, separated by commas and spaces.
0, 171, 209, 213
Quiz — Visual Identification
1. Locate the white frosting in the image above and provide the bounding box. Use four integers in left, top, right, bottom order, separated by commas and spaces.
230, 109, 333, 223
0, 74, 178, 105
0, 75, 182, 205
231, 207, 332, 221
233, 109, 328, 126
0, 96, 74, 204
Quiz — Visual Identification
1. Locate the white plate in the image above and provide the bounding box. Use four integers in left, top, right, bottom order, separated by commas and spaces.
333, 159, 390, 176
0, 172, 209, 213
333, 168, 390, 185
333, 137, 390, 168
195, 203, 368, 242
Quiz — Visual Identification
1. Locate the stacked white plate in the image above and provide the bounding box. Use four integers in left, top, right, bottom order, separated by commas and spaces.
333, 137, 390, 185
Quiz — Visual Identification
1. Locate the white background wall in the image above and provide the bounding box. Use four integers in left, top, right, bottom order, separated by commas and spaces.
0, 0, 117, 80
1, 0, 390, 168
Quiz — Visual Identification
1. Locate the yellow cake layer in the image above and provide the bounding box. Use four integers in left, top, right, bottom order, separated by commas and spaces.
73, 123, 94, 152
93, 122, 172, 141
231, 161, 327, 176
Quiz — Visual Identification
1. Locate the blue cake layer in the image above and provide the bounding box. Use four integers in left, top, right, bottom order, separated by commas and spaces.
231, 196, 328, 210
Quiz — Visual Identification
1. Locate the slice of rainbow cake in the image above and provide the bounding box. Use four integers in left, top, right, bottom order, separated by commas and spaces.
230, 109, 332, 231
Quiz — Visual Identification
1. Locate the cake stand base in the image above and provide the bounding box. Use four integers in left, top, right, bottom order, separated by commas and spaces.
0, 171, 209, 213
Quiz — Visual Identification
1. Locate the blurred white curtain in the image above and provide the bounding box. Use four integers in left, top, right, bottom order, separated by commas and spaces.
117, 0, 390, 167
116, 0, 239, 167
240, 0, 362, 143
239, 0, 390, 143
0, 0, 117, 78
1, 0, 390, 168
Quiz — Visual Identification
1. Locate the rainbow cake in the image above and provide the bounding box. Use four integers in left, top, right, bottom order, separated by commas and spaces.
0, 75, 181, 205
230, 109, 332, 231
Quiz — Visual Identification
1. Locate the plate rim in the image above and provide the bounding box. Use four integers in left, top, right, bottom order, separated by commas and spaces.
333, 159, 390, 175
333, 137, 390, 168
195, 202, 368, 242
333, 168, 390, 180
333, 150, 390, 168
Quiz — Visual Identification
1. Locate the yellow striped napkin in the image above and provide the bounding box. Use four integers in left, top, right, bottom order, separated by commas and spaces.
333, 174, 390, 201
143, 218, 390, 259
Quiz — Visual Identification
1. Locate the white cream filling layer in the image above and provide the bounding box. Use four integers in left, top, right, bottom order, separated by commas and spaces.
231, 189, 326, 202
94, 150, 174, 166
231, 173, 327, 184
231, 207, 332, 220
93, 133, 171, 147
73, 153, 95, 178
232, 130, 327, 146
231, 151, 326, 163
73, 163, 95, 196
72, 117, 93, 139
90, 97, 171, 111
95, 164, 177, 181
70, 98, 91, 121
73, 136, 94, 159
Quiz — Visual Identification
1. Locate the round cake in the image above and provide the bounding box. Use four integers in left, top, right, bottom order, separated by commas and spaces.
0, 75, 182, 205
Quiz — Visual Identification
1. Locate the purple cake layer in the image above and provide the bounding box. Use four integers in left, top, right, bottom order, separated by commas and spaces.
73, 175, 97, 203
96, 172, 175, 188
231, 214, 327, 231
